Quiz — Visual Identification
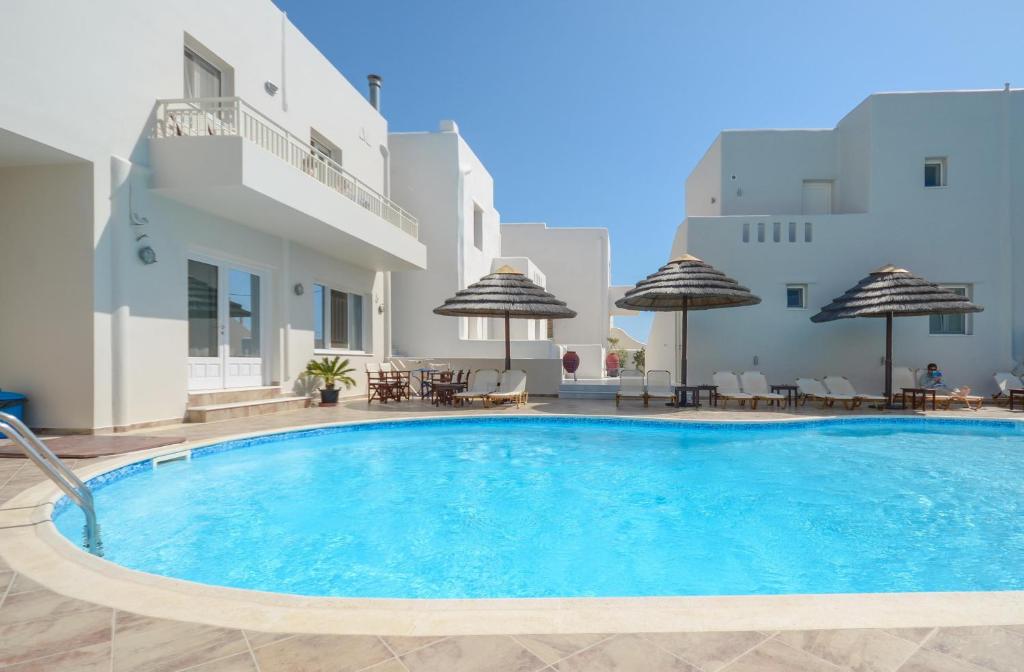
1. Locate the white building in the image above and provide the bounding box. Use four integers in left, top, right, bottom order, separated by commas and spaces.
0, 0, 426, 431
648, 89, 1024, 394
389, 124, 630, 388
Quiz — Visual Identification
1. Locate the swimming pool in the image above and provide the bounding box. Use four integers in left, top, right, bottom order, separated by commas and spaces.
54, 417, 1024, 599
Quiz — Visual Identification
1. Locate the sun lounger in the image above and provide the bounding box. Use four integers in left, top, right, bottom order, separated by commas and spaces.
712, 371, 756, 408
823, 376, 886, 408
454, 369, 500, 406
936, 390, 983, 411
739, 371, 787, 409
484, 370, 528, 408
644, 370, 675, 407
796, 378, 856, 409
615, 370, 646, 406
993, 372, 1024, 404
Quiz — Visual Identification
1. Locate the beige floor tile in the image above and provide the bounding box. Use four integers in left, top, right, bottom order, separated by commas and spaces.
0, 607, 112, 667
0, 570, 12, 595
897, 648, 988, 672
554, 634, 697, 672
643, 630, 768, 670
924, 627, 1024, 672
242, 630, 295, 649
361, 659, 408, 672
8, 573, 46, 595
777, 629, 917, 672
513, 633, 609, 665
380, 635, 446, 656
112, 611, 248, 672
401, 635, 546, 672
721, 639, 840, 672
0, 589, 105, 626
182, 651, 258, 671
885, 628, 936, 644
0, 641, 111, 672
253, 634, 392, 672
999, 625, 1024, 636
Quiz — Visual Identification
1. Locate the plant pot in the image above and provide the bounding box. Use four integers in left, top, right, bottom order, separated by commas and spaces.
606, 352, 620, 378
562, 350, 580, 380
319, 387, 340, 406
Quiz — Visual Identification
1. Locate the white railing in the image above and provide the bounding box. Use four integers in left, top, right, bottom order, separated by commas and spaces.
153, 97, 418, 239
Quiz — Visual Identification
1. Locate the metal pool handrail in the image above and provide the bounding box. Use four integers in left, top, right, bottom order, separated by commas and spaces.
0, 412, 102, 555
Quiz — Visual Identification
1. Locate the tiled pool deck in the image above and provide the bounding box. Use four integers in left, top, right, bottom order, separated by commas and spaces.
2, 399, 1024, 671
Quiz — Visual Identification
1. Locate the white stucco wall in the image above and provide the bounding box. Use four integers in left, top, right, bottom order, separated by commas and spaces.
0, 0, 411, 429
649, 89, 1023, 395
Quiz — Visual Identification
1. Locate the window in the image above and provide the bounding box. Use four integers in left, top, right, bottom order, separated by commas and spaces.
929, 285, 970, 335
184, 47, 221, 98
310, 137, 333, 160
786, 284, 807, 309
313, 284, 365, 351
473, 204, 484, 251
924, 158, 947, 187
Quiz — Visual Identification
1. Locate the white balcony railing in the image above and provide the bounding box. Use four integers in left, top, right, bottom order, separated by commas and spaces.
153, 97, 418, 239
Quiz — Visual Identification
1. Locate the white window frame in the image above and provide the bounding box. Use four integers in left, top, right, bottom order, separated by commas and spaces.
924, 157, 948, 188
785, 283, 808, 310
929, 284, 972, 336
312, 283, 369, 354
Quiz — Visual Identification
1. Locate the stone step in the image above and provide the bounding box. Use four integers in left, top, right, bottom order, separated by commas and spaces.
187, 386, 282, 408
185, 396, 310, 423
558, 385, 619, 400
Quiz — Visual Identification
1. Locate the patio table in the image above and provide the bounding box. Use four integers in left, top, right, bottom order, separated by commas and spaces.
432, 381, 468, 407
1010, 388, 1024, 411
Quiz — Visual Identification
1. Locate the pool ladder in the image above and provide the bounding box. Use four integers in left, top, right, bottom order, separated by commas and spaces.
0, 411, 102, 556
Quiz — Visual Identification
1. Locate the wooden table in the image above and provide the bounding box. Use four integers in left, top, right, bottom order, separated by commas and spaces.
432, 381, 468, 407
674, 385, 717, 408
1010, 388, 1024, 411
901, 387, 937, 411
770, 384, 799, 408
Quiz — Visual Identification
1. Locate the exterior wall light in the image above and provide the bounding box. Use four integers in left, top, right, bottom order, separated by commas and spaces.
138, 246, 157, 265
265, 81, 279, 96
293, 283, 304, 296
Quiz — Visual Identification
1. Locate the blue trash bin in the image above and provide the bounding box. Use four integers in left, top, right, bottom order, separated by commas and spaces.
0, 392, 27, 422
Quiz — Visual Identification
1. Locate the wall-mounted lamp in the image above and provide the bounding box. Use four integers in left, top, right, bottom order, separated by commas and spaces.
265, 81, 279, 96
138, 246, 157, 265
293, 283, 304, 296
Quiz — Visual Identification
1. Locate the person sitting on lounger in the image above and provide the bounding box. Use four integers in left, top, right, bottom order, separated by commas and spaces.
919, 363, 971, 397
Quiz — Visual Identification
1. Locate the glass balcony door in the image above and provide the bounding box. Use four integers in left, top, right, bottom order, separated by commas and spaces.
187, 258, 265, 390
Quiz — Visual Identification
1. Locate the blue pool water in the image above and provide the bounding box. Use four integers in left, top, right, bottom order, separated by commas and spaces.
55, 417, 1024, 599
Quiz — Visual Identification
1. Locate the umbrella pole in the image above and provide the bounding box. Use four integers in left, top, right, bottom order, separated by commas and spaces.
680, 300, 688, 387
504, 311, 511, 371
885, 312, 894, 407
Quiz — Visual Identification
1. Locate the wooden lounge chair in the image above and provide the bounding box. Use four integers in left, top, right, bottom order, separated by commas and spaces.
739, 371, 787, 409
936, 390, 984, 411
712, 372, 756, 408
796, 378, 856, 409
615, 370, 646, 406
454, 369, 499, 406
644, 370, 674, 407
823, 376, 886, 408
484, 370, 528, 408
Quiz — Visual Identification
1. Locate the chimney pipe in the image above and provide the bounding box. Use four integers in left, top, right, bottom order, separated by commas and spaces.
367, 74, 382, 111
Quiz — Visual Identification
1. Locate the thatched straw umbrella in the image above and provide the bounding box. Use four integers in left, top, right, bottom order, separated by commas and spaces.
433, 266, 576, 370
811, 264, 983, 404
615, 255, 761, 385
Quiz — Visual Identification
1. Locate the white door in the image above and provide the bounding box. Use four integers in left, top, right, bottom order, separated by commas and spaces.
188, 259, 265, 390
801, 180, 832, 215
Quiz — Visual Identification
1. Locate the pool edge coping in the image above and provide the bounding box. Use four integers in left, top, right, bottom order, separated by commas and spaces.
3, 412, 1024, 636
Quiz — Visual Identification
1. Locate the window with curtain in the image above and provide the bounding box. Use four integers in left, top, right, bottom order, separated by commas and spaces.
184, 48, 221, 98
315, 285, 364, 351
929, 286, 970, 335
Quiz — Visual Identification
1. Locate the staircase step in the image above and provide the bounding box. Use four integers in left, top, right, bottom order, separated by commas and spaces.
187, 386, 282, 407
185, 396, 310, 423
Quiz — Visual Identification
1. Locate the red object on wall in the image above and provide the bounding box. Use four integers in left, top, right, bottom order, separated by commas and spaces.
606, 351, 620, 377
562, 350, 580, 380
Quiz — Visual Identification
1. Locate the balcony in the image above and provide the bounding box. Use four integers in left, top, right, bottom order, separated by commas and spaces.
149, 97, 426, 271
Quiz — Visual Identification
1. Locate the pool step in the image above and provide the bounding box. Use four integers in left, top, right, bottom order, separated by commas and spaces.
185, 394, 310, 423
187, 386, 282, 407
558, 380, 620, 400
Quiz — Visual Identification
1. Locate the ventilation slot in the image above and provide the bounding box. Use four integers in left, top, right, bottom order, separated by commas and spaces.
153, 450, 192, 467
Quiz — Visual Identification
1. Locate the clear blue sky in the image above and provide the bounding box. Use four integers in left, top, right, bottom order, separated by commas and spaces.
275, 0, 1021, 342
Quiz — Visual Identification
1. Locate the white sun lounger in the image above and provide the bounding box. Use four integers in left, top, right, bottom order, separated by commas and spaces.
454, 369, 500, 406
712, 371, 756, 408
484, 370, 528, 408
823, 376, 886, 408
615, 369, 646, 406
739, 371, 787, 409
645, 370, 675, 406
796, 378, 856, 409
994, 372, 1024, 403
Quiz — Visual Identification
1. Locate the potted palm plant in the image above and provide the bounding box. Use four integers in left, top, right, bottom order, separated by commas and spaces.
304, 356, 356, 406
